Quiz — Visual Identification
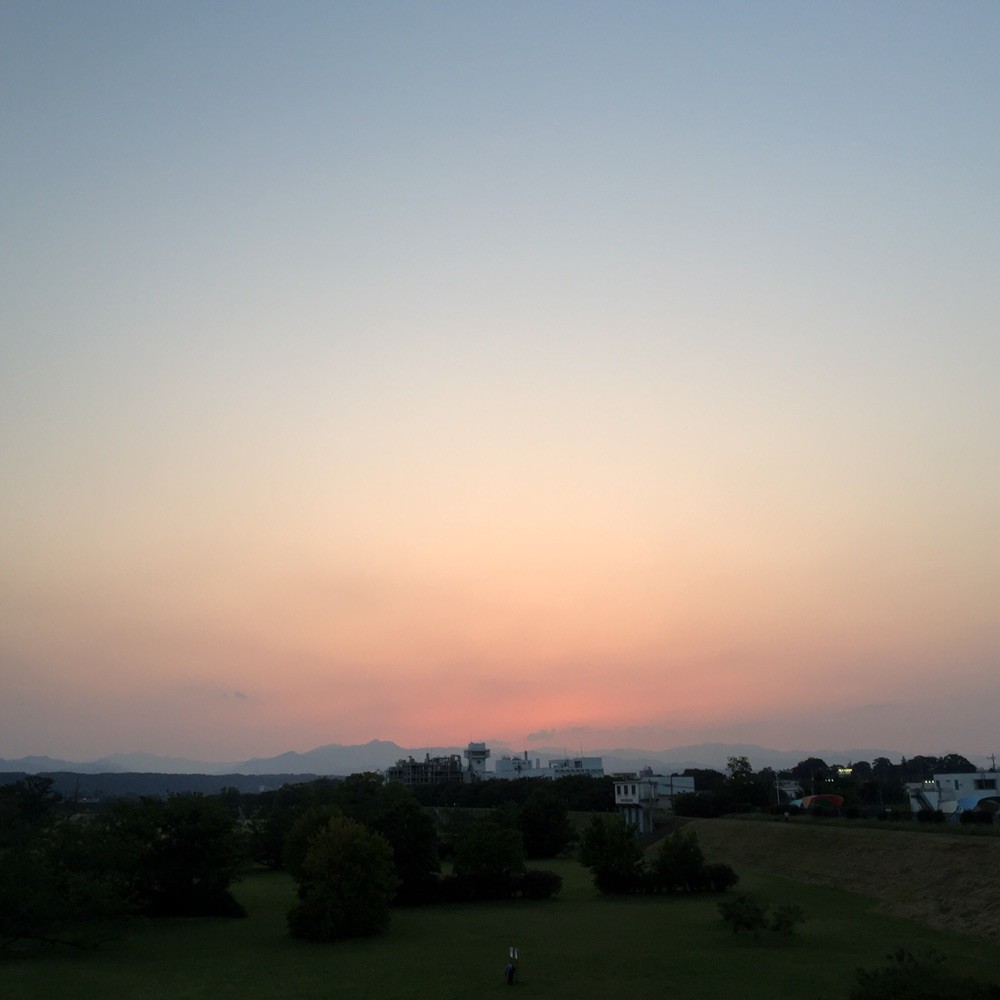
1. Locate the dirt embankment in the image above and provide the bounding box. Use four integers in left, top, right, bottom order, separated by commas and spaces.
685, 818, 1000, 941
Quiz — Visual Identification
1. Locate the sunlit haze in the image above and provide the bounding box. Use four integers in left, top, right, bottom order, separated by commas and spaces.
2, 2, 998, 763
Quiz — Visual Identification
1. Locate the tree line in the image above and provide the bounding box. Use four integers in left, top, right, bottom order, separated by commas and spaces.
0, 771, 589, 949
671, 752, 983, 818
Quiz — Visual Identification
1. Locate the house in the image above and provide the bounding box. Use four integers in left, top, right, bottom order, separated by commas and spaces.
906, 771, 999, 817
614, 770, 696, 834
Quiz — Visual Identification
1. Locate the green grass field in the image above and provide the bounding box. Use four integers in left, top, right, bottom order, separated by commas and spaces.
4, 858, 1000, 1000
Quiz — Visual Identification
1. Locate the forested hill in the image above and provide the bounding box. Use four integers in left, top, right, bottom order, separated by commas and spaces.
0, 771, 324, 799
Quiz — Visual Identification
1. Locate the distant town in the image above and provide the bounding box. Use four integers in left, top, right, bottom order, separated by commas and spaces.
2, 740, 996, 826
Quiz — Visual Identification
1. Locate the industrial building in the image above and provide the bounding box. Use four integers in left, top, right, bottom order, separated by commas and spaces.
386, 744, 605, 784
493, 752, 604, 780
385, 753, 464, 785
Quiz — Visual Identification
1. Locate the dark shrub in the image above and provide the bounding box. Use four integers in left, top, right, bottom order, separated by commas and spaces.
594, 866, 645, 894
852, 948, 1000, 999
519, 869, 562, 899
648, 831, 706, 892
770, 903, 805, 935
109, 794, 248, 919
452, 819, 526, 899
704, 862, 739, 892
959, 810, 994, 825
578, 814, 645, 894
672, 792, 723, 818
717, 894, 768, 938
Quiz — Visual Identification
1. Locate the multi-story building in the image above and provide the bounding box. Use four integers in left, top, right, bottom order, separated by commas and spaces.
494, 752, 545, 779
547, 756, 604, 779
614, 770, 696, 834
385, 753, 464, 785
493, 753, 605, 780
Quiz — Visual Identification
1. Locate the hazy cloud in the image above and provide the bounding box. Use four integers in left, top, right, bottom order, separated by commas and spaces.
526, 728, 557, 742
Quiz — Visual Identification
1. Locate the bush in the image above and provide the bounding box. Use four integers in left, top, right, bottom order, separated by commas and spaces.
704, 862, 740, 892
519, 869, 562, 899
578, 814, 645, 893
645, 833, 738, 894
718, 894, 768, 938
851, 948, 1000, 999
916, 808, 946, 823
452, 818, 526, 899
959, 810, 994, 826
718, 895, 805, 940
672, 792, 723, 818
648, 831, 706, 892
770, 903, 805, 935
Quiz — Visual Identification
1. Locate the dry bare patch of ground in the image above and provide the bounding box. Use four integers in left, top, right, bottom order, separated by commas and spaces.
686, 817, 1000, 940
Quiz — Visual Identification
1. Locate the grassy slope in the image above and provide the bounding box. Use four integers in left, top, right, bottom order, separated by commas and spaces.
5, 854, 1000, 1000
686, 817, 1000, 940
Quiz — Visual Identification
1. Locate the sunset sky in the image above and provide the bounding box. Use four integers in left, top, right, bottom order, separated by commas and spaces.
2, 2, 998, 764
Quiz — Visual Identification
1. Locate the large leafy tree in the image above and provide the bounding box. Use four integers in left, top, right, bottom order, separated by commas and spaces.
282, 805, 343, 878
939, 754, 977, 774
250, 775, 439, 902
107, 793, 247, 917
649, 830, 707, 892
791, 757, 830, 794
518, 786, 573, 858
452, 816, 526, 899
248, 779, 342, 869
578, 814, 644, 893
0, 778, 129, 950
724, 755, 766, 810
287, 816, 397, 941
365, 781, 440, 901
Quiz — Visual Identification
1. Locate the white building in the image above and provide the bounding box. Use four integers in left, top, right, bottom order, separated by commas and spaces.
463, 742, 491, 782
906, 771, 999, 816
547, 756, 604, 779
494, 752, 545, 779
614, 771, 696, 834
492, 752, 604, 780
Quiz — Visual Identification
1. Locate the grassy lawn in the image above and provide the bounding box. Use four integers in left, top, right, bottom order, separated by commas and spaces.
5, 858, 1000, 1000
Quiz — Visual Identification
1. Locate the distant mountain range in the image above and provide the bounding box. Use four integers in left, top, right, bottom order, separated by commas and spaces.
1, 739, 959, 778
